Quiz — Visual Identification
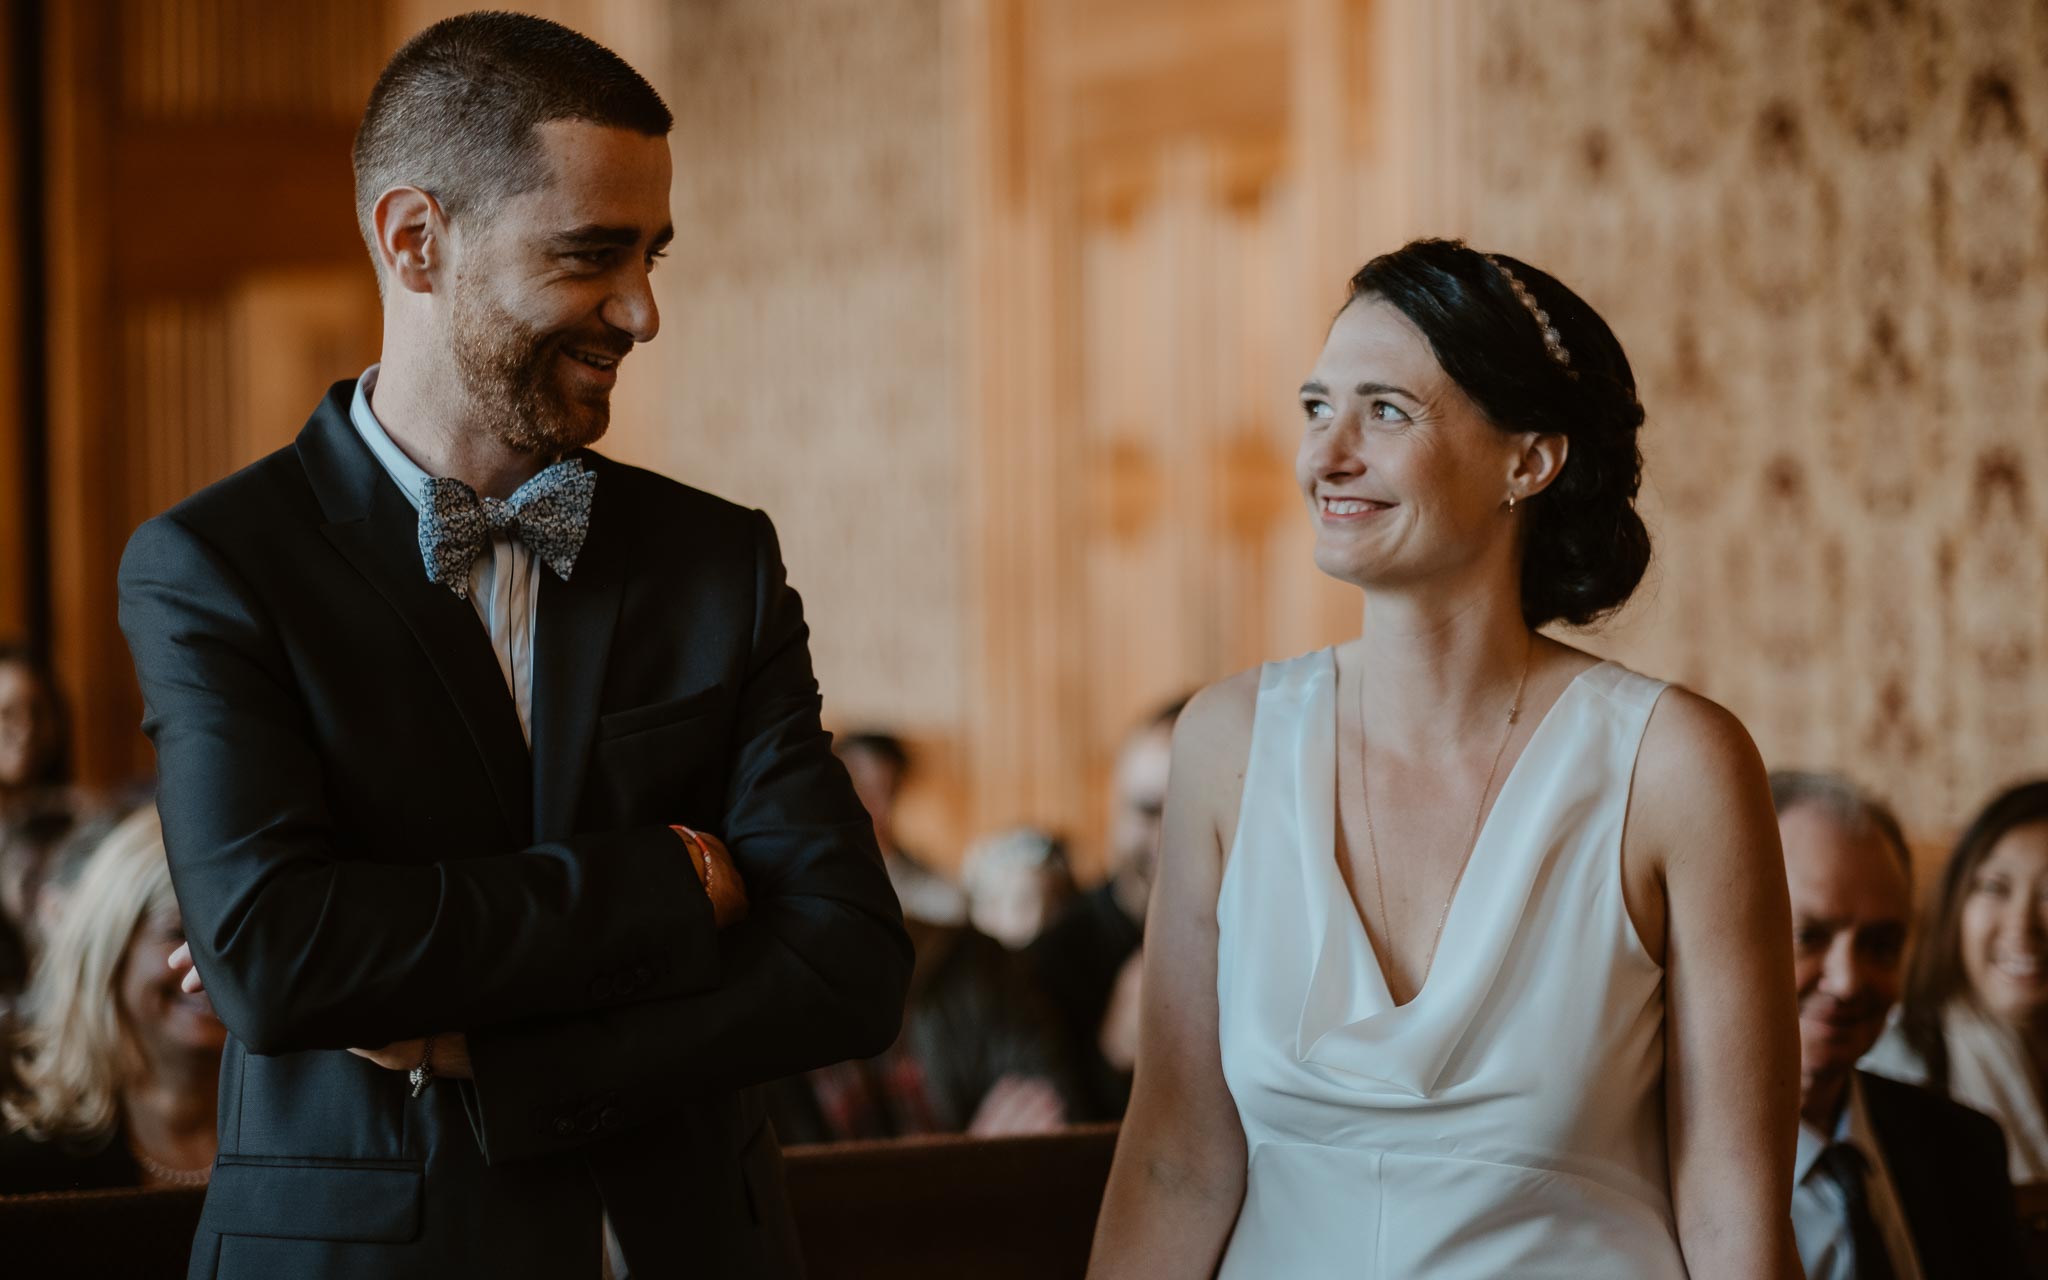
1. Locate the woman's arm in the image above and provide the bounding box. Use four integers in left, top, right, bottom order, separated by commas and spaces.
1631, 688, 1802, 1279
1088, 673, 1257, 1278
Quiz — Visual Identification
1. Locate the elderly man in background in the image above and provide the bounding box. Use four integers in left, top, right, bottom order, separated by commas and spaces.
1773, 769, 2022, 1280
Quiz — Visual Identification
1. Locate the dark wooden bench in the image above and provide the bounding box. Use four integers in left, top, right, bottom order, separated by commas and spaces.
2015, 1181, 2048, 1279
0, 1123, 1119, 1279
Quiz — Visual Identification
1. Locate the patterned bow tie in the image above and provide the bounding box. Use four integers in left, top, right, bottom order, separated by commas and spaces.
418, 459, 597, 599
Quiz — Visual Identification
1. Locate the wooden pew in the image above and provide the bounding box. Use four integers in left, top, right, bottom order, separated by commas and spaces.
2014, 1181, 2048, 1279
0, 1123, 1120, 1279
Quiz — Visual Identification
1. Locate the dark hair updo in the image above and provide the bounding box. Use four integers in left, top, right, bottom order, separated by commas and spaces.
1346, 238, 1651, 629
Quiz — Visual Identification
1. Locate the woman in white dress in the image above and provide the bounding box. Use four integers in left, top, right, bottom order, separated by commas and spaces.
1089, 240, 1802, 1278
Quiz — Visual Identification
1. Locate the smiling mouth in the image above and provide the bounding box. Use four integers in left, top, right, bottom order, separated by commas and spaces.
1995, 955, 2047, 981
1320, 496, 1395, 518
564, 347, 623, 372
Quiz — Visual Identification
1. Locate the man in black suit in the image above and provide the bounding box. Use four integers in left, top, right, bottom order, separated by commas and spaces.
117, 14, 910, 1278
1773, 770, 2022, 1279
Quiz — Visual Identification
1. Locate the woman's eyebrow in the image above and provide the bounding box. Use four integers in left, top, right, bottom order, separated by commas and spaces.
1355, 381, 1417, 399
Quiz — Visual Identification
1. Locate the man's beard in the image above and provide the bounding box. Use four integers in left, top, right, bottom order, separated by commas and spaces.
449, 276, 621, 458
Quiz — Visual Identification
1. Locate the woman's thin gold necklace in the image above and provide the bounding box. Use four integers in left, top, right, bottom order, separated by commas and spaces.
1359, 642, 1532, 1000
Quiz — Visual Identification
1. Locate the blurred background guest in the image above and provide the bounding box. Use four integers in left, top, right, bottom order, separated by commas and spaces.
1868, 780, 2048, 1183
0, 807, 224, 1193
1774, 770, 2021, 1280
838, 731, 966, 926
23, 811, 124, 959
769, 914, 1076, 1143
0, 647, 78, 1003
1028, 698, 1183, 1120
960, 826, 1076, 952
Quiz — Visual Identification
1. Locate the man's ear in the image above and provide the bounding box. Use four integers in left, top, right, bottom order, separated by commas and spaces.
372, 186, 446, 295
1509, 432, 1569, 503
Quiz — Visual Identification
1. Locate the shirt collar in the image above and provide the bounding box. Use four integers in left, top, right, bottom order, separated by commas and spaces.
348, 364, 432, 515
1794, 1073, 1866, 1185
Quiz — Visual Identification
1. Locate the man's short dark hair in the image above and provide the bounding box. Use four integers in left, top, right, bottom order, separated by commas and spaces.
353, 11, 672, 286
1769, 768, 1914, 889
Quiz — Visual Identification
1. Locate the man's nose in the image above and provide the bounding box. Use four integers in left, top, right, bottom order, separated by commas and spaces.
606, 267, 660, 344
1818, 932, 1864, 999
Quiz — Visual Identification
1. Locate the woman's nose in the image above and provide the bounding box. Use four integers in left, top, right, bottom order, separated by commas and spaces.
1309, 419, 1363, 480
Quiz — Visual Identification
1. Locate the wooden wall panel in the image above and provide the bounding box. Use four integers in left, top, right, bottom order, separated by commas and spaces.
43, 1, 384, 785
0, 0, 25, 647
962, 0, 1379, 870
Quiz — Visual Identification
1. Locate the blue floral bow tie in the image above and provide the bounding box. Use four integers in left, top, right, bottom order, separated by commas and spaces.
417, 460, 597, 599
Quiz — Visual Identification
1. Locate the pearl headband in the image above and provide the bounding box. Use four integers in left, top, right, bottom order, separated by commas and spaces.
1483, 253, 1573, 374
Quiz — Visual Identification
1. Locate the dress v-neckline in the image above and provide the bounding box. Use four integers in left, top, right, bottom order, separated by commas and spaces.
1326, 650, 1610, 1011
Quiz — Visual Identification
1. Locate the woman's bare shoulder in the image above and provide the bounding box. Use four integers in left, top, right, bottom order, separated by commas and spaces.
1167, 665, 1267, 855
1631, 681, 1773, 865
1174, 666, 1262, 758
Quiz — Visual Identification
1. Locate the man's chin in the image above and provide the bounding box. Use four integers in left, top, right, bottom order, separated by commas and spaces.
1799, 1022, 1881, 1070
502, 399, 610, 456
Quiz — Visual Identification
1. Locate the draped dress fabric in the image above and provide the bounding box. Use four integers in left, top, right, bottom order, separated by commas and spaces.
1216, 650, 1687, 1278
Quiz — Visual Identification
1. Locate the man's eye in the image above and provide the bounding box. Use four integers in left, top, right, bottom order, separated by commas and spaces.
567, 250, 611, 265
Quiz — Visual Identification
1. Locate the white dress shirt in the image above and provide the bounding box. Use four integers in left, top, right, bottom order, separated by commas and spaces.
349, 365, 541, 744
353, 367, 624, 1275
1792, 1074, 1924, 1280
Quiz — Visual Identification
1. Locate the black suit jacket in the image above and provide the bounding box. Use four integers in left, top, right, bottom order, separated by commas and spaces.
117, 381, 913, 1279
1857, 1070, 2025, 1279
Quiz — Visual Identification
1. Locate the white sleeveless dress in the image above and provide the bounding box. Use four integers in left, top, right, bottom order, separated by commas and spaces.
1216, 650, 1686, 1278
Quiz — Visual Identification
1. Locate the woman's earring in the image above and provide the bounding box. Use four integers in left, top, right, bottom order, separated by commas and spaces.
1505, 494, 1518, 512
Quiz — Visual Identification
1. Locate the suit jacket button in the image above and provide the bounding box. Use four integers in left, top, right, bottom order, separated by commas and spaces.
589, 975, 614, 1001
631, 967, 652, 987
600, 1107, 624, 1131
554, 1115, 576, 1136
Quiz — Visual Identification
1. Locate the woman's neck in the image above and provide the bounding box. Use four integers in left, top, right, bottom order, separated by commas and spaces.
122, 1056, 219, 1166
1351, 580, 1539, 756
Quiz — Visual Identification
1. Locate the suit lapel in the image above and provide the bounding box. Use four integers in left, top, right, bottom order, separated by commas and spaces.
297, 384, 534, 840
530, 454, 625, 842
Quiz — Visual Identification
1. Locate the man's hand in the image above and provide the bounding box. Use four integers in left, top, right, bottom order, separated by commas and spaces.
673, 826, 749, 927
349, 1032, 472, 1079
966, 1074, 1067, 1136
169, 942, 204, 994
174, 945, 474, 1079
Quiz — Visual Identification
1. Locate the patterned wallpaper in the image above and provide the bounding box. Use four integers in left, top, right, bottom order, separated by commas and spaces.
610, 0, 964, 731
1446, 0, 2048, 841
605, 0, 2041, 850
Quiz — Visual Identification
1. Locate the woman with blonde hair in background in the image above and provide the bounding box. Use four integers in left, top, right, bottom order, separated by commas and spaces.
0, 806, 225, 1192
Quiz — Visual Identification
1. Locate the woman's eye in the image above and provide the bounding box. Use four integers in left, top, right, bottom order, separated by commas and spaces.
1974, 875, 2012, 900
1370, 400, 1408, 423
1303, 400, 1334, 422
